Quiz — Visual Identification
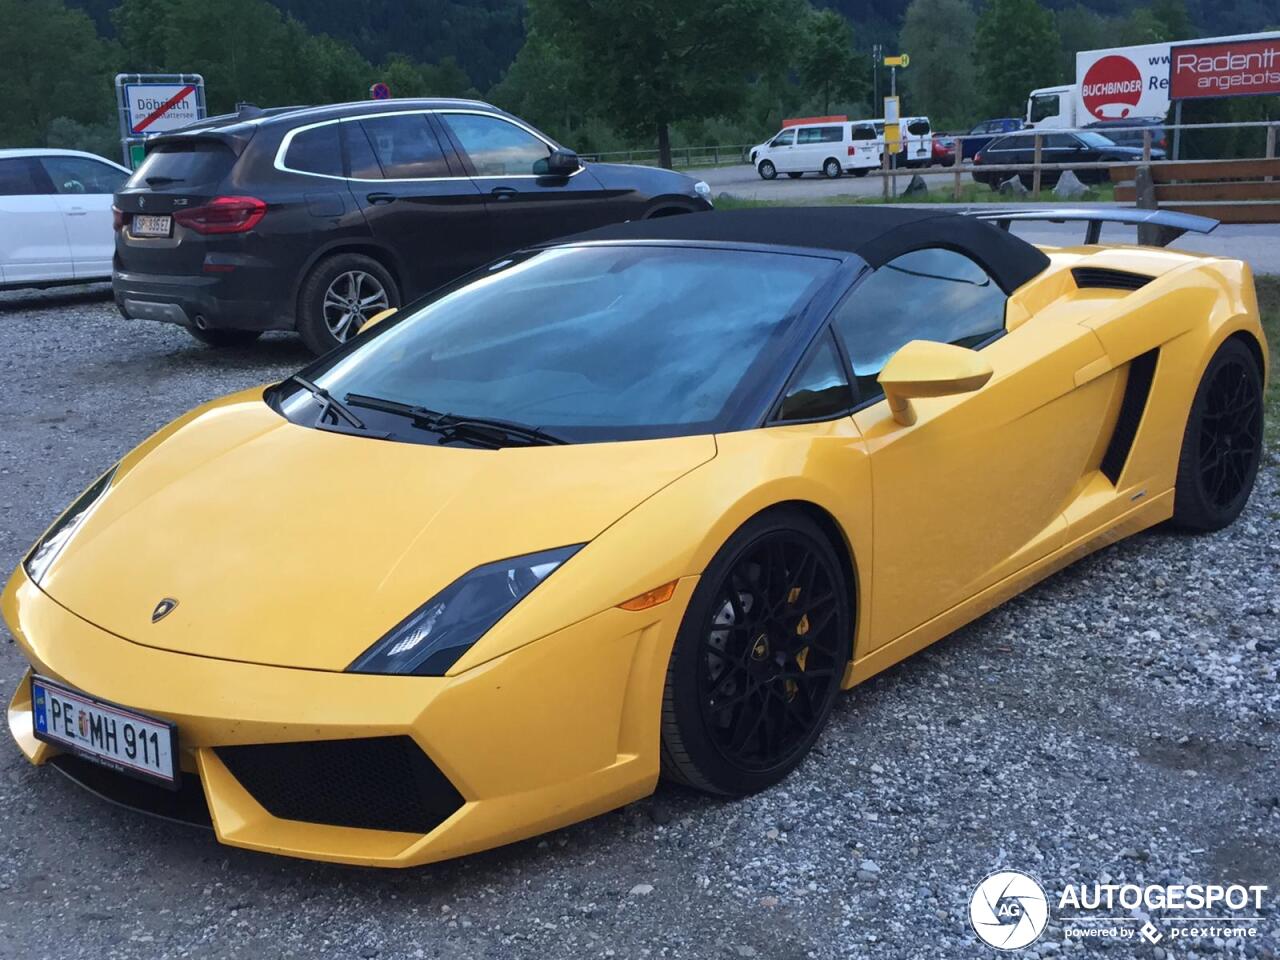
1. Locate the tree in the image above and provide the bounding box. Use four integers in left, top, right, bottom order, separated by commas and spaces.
974, 0, 1060, 117
526, 0, 806, 168
0, 0, 119, 149
796, 9, 867, 116
898, 0, 978, 128
1054, 5, 1113, 81
489, 32, 586, 141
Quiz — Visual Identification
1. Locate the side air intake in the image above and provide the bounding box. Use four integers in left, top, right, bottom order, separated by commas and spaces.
1100, 349, 1159, 484
1072, 267, 1153, 292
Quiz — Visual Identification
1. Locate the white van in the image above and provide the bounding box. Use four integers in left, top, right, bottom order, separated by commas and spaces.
753, 121, 881, 180
861, 117, 933, 168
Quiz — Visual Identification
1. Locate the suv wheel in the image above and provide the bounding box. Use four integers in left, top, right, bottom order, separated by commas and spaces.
187, 327, 263, 348
298, 253, 399, 355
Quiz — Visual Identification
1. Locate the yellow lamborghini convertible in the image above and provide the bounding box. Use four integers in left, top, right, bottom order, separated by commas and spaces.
3, 207, 1267, 867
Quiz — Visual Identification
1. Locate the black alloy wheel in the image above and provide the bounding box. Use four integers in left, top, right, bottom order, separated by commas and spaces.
1172, 337, 1264, 531
661, 509, 851, 796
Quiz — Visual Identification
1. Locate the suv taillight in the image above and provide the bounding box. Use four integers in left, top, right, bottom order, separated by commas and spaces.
173, 196, 266, 235
111, 205, 124, 231
974, 151, 984, 164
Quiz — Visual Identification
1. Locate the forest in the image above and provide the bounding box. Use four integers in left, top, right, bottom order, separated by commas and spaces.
1, 0, 1274, 165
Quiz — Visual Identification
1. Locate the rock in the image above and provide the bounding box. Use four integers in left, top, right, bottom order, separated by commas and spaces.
856, 870, 879, 882
734, 947, 758, 958
903, 174, 928, 197
1052, 169, 1088, 199
628, 883, 654, 896
858, 860, 882, 874
1000, 175, 1030, 197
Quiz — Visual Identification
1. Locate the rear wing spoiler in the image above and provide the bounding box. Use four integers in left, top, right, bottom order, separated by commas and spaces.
970, 208, 1219, 245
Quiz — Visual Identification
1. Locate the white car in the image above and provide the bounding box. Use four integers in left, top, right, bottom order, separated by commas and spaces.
752, 121, 881, 180
864, 117, 934, 168
0, 148, 130, 290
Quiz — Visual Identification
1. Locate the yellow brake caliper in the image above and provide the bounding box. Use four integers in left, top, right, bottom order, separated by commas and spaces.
786, 586, 809, 701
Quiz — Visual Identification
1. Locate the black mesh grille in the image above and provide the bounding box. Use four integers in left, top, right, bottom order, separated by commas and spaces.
216, 736, 463, 834
1072, 267, 1153, 291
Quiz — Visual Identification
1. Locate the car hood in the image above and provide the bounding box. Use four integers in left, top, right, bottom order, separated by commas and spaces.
38, 390, 716, 671
586, 161, 703, 197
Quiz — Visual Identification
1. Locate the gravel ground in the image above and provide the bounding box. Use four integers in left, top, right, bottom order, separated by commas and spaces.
0, 286, 1277, 960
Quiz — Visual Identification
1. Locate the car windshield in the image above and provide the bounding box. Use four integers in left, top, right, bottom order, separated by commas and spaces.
287, 245, 837, 444
1077, 131, 1116, 149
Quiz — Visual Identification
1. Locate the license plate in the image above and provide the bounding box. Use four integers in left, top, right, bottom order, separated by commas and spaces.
131, 214, 172, 237
30, 676, 179, 788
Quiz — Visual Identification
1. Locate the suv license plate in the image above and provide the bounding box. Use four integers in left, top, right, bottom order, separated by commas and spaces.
131, 214, 172, 237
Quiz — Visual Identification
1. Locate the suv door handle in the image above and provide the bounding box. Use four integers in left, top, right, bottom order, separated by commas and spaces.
490, 187, 518, 199
366, 192, 396, 205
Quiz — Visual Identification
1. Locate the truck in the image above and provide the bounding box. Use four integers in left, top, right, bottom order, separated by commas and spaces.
1025, 31, 1280, 129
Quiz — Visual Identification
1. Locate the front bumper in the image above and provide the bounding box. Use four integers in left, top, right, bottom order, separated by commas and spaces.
3, 567, 694, 867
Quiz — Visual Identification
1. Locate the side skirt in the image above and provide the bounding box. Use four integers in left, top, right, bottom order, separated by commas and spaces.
841, 489, 1173, 689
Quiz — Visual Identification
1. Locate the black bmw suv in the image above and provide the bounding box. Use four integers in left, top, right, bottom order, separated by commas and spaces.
113, 99, 714, 353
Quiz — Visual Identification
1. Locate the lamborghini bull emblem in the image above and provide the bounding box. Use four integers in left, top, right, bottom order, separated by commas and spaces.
151, 598, 178, 623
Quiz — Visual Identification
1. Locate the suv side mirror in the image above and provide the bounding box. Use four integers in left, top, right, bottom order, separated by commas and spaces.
539, 148, 580, 176
878, 340, 994, 426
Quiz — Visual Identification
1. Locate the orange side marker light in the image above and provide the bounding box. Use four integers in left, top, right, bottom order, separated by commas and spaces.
617, 580, 678, 611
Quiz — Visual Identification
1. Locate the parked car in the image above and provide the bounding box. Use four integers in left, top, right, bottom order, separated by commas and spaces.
0, 149, 130, 290
1083, 117, 1168, 152
930, 136, 956, 167
958, 118, 1023, 161
113, 98, 714, 353
752, 120, 880, 180
972, 130, 1163, 188
857, 117, 932, 168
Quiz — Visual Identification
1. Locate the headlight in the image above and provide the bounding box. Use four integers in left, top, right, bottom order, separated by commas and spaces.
348, 545, 582, 676
24, 466, 117, 585
694, 180, 713, 204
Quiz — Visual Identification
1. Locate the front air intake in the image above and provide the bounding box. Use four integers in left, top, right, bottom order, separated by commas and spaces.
1072, 267, 1153, 292
217, 736, 464, 834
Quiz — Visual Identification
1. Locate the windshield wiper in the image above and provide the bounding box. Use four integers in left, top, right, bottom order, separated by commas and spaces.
345, 393, 447, 425
435, 416, 567, 447
287, 375, 365, 429
344, 393, 564, 447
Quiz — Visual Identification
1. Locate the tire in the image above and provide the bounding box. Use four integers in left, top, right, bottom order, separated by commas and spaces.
786, 172, 803, 179
1171, 338, 1264, 532
297, 253, 399, 355
822, 158, 842, 179
757, 160, 777, 181
660, 508, 852, 796
186, 327, 263, 348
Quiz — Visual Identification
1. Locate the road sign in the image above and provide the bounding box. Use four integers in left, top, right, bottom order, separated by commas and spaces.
370, 82, 392, 100
884, 54, 910, 68
115, 74, 206, 168
883, 96, 902, 151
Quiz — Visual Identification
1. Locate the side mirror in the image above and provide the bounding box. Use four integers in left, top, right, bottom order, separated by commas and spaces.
539, 148, 580, 176
878, 340, 993, 426
361, 306, 398, 332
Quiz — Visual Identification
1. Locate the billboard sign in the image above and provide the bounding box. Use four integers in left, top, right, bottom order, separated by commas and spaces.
1076, 42, 1171, 121
1169, 37, 1280, 100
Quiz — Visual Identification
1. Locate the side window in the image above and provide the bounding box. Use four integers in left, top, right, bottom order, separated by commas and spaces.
832, 248, 1007, 402
441, 113, 552, 176
770, 130, 795, 148
283, 124, 343, 177
0, 157, 47, 196
851, 125, 876, 142
357, 114, 450, 179
1045, 133, 1075, 149
39, 156, 126, 194
776, 333, 854, 422
342, 122, 383, 179
906, 119, 930, 136
822, 126, 844, 143
796, 127, 819, 145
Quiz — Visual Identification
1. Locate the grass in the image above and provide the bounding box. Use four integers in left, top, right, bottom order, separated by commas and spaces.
714, 179, 1115, 207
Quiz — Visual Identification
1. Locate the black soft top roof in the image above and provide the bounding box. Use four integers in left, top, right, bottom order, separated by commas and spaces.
561, 206, 1050, 294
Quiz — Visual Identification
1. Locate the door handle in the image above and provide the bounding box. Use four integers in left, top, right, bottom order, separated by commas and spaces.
489, 187, 518, 199
366, 192, 396, 205
66, 209, 88, 216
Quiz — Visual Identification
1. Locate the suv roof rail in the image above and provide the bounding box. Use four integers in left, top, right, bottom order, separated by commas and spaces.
971, 207, 1219, 244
